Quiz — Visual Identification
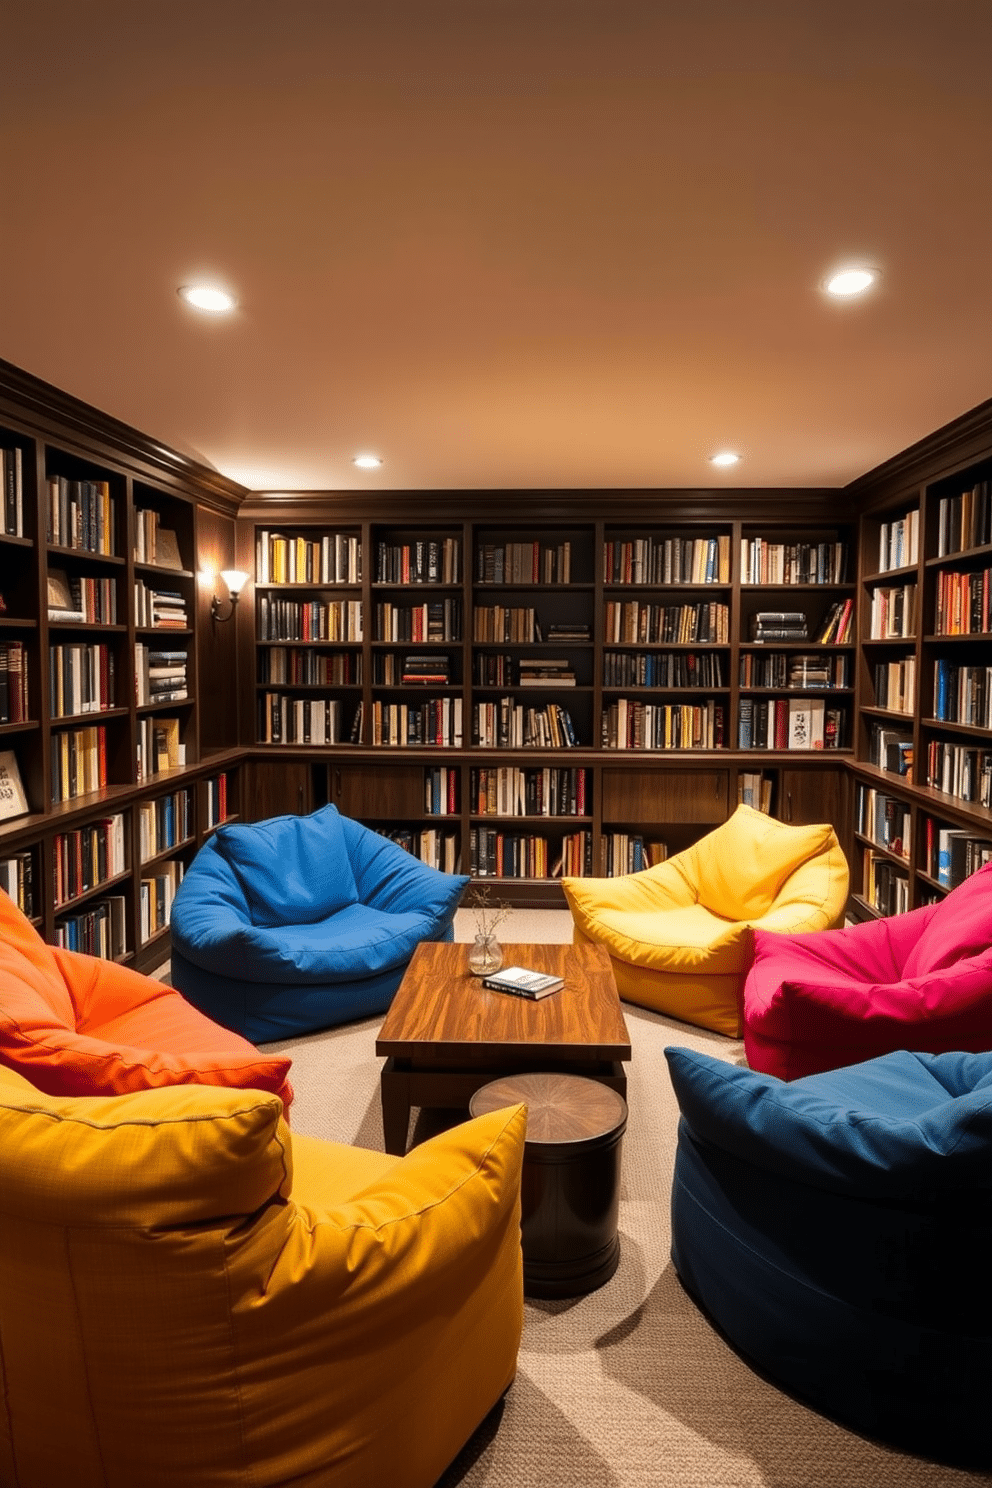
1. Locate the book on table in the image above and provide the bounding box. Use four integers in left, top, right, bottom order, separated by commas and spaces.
481, 965, 564, 999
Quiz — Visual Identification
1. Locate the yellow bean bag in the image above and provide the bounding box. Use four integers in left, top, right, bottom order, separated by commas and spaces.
563, 803, 849, 1036
0, 1063, 525, 1488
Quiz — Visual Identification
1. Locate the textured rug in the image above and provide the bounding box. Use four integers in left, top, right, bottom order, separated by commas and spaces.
261, 914, 992, 1488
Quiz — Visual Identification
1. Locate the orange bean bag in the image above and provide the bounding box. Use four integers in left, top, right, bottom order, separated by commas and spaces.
0, 889, 292, 1109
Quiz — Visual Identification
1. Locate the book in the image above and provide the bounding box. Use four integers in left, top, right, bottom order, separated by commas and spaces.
481, 965, 564, 999
47, 569, 85, 622
0, 750, 29, 821
153, 528, 184, 570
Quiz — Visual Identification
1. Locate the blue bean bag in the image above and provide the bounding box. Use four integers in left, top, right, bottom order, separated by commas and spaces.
665, 1044, 992, 1466
170, 805, 468, 1041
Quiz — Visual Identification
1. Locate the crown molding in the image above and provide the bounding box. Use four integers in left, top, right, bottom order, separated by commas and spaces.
847, 396, 992, 512
0, 357, 247, 517
239, 486, 851, 524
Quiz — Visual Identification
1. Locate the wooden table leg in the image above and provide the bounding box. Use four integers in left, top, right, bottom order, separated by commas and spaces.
380, 1058, 412, 1155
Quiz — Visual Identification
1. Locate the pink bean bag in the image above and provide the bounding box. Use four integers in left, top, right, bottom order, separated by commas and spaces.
744, 861, 992, 1079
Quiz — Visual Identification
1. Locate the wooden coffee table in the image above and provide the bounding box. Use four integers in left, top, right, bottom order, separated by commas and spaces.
375, 940, 631, 1155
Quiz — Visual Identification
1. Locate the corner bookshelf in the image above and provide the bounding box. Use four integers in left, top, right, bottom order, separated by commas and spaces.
0, 358, 246, 969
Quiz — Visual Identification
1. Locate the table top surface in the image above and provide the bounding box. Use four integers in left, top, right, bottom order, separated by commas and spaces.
470, 1071, 628, 1144
376, 940, 632, 1064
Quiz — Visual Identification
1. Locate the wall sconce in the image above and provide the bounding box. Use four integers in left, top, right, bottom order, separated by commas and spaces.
210, 569, 249, 623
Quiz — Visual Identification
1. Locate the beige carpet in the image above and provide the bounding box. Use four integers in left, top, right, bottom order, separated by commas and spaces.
242, 911, 991, 1487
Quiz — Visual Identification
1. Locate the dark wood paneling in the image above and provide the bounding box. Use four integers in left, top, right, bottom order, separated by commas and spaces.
196, 505, 240, 751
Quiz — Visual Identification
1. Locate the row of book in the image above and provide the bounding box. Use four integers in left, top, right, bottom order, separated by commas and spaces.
928, 823, 992, 888
867, 582, 916, 639
937, 482, 992, 557
424, 766, 459, 815
135, 646, 187, 707
0, 641, 29, 724
813, 599, 855, 643
604, 601, 729, 645
472, 700, 578, 749
134, 582, 187, 629
0, 850, 33, 916
133, 509, 184, 569
877, 509, 920, 573
468, 766, 588, 818
259, 695, 345, 745
476, 541, 570, 585
869, 724, 913, 777
740, 538, 849, 585
933, 566, 991, 635
371, 698, 464, 748
49, 644, 116, 718
738, 697, 844, 750
51, 725, 107, 804
604, 650, 724, 688
256, 530, 361, 585
739, 651, 849, 689
924, 741, 992, 808
472, 606, 541, 643
53, 814, 127, 908
598, 833, 667, 876
47, 476, 116, 556
49, 569, 118, 624
258, 597, 363, 642
738, 771, 773, 813
136, 717, 184, 783
862, 852, 909, 917
0, 446, 23, 536
261, 647, 361, 685
855, 785, 910, 859
933, 661, 992, 729
874, 657, 916, 715
602, 700, 725, 751
381, 827, 461, 874
139, 860, 185, 944
469, 828, 591, 879
375, 600, 461, 643
602, 536, 730, 586
378, 537, 460, 585
53, 895, 128, 959
138, 788, 193, 861
205, 773, 229, 829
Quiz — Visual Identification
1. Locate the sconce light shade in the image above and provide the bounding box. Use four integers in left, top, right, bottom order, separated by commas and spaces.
220, 569, 249, 598
211, 569, 249, 622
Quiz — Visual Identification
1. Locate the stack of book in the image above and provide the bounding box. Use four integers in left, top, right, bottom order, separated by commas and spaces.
749, 611, 807, 642
547, 622, 590, 641
401, 654, 450, 684
135, 646, 188, 705
518, 658, 575, 686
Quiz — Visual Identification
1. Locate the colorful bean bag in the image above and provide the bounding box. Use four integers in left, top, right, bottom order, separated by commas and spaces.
563, 804, 849, 1035
666, 1044, 992, 1465
171, 804, 468, 1041
0, 887, 292, 1109
744, 860, 992, 1079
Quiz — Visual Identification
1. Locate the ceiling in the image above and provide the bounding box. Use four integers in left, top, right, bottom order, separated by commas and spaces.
3, 2, 992, 496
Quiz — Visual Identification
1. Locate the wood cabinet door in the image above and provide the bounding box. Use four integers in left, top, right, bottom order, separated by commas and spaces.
240, 760, 315, 821
600, 767, 729, 823
331, 762, 427, 818
778, 767, 848, 830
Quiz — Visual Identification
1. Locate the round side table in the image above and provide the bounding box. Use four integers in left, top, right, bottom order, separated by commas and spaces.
470, 1071, 628, 1299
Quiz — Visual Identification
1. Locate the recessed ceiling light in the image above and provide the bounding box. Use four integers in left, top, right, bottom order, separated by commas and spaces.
824, 267, 878, 298
352, 454, 383, 470
178, 284, 238, 313
709, 451, 740, 468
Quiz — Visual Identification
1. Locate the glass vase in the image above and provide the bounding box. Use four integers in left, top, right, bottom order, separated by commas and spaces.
468, 931, 503, 977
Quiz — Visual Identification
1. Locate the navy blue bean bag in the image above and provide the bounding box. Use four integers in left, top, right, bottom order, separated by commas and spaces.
170, 805, 468, 1041
666, 1044, 992, 1466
